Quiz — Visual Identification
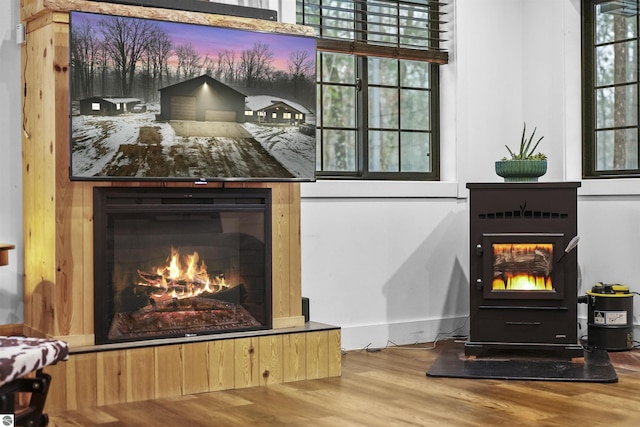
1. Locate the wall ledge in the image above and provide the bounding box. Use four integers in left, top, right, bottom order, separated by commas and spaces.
579, 179, 640, 197
301, 180, 459, 199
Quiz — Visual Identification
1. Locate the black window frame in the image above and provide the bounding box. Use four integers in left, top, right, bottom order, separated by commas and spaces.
582, 0, 640, 178
298, 0, 448, 181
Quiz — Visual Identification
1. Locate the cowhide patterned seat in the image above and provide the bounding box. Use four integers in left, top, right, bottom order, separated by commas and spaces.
0, 336, 69, 427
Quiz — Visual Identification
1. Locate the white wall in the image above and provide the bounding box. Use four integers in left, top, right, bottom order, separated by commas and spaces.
302, 0, 638, 349
0, 0, 23, 324
300, 0, 593, 349
300, 192, 469, 348
2, 0, 639, 349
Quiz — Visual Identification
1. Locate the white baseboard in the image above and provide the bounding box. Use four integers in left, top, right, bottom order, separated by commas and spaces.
340, 316, 469, 351
342, 316, 637, 351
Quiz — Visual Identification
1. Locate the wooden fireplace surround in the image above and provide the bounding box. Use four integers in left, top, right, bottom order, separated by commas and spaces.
19, 0, 340, 413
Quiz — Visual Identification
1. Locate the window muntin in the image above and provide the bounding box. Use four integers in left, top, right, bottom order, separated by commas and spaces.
368, 57, 431, 173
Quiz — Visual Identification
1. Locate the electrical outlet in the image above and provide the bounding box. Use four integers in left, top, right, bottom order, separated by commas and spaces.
16, 23, 25, 45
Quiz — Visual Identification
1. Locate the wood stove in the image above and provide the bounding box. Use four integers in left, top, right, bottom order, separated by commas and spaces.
93, 187, 272, 345
465, 182, 583, 358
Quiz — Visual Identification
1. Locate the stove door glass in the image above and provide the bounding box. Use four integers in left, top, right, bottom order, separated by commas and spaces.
482, 233, 565, 300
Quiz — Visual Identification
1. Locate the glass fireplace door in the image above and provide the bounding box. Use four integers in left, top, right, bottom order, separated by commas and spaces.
481, 233, 565, 300
93, 188, 272, 345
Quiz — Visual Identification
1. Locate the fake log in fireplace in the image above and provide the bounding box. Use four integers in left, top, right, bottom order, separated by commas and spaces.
465, 182, 582, 358
93, 187, 272, 345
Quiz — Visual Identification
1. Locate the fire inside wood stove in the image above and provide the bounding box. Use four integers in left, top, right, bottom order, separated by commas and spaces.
108, 247, 261, 340
492, 243, 554, 291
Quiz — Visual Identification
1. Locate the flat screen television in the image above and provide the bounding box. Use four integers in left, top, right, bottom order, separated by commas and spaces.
69, 11, 316, 182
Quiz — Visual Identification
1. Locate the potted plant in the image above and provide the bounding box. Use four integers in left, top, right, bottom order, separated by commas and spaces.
495, 123, 547, 182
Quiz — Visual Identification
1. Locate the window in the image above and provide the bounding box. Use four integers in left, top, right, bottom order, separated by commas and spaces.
297, 0, 448, 180
583, 0, 640, 177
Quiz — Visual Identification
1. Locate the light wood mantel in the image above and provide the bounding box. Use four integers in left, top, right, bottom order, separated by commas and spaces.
20, 0, 312, 344
19, 0, 339, 412
20, 0, 314, 36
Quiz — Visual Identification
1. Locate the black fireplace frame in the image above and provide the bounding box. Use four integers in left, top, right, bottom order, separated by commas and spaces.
92, 186, 273, 345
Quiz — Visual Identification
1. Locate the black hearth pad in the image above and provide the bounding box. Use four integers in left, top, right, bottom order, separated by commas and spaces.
427, 340, 618, 382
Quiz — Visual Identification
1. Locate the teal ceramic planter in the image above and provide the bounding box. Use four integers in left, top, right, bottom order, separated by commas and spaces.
495, 159, 547, 182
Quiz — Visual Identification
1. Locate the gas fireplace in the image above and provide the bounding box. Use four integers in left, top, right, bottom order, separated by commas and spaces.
93, 187, 272, 345
465, 182, 582, 358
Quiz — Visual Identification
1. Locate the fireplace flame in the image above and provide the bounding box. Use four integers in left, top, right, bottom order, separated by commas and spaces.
492, 273, 553, 290
138, 247, 231, 300
492, 243, 554, 291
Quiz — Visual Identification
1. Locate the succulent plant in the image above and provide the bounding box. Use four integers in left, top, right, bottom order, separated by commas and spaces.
502, 122, 547, 161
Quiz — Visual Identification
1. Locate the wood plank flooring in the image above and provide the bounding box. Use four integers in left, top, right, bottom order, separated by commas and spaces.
46, 341, 640, 426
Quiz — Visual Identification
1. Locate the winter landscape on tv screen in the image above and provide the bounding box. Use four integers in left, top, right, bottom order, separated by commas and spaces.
69, 11, 316, 181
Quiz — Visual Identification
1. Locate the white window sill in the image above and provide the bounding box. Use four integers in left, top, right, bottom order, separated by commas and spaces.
300, 180, 459, 199
300, 179, 640, 199
578, 179, 640, 197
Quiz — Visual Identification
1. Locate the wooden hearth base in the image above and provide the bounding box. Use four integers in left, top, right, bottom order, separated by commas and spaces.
43, 322, 340, 413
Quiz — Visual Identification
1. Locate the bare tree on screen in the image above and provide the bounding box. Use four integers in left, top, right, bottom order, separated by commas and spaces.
99, 16, 157, 97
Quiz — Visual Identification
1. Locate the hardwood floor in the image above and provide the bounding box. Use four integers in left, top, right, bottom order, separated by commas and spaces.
46, 341, 640, 426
